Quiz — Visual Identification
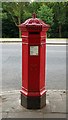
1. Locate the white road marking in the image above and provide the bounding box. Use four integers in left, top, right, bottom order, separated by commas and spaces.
47, 45, 66, 47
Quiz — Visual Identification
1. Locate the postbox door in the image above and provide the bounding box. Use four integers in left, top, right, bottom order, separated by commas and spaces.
28, 45, 40, 91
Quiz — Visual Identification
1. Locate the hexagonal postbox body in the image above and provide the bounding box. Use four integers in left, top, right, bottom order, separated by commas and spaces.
19, 14, 50, 109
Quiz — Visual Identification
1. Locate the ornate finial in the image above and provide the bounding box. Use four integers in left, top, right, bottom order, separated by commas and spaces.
32, 13, 36, 19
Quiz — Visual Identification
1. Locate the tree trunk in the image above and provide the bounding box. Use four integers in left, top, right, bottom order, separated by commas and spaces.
19, 27, 21, 38
18, 7, 21, 38
59, 24, 62, 38
18, 17, 21, 38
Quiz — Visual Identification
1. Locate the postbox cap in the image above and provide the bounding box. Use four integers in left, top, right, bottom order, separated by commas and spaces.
19, 13, 50, 32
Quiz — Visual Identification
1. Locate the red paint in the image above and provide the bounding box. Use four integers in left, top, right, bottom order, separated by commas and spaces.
19, 14, 50, 97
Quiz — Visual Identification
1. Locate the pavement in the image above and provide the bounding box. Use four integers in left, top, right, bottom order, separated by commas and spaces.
0, 90, 67, 119
0, 38, 67, 45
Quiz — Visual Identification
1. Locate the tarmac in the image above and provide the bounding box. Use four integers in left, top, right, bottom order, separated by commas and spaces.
0, 90, 67, 119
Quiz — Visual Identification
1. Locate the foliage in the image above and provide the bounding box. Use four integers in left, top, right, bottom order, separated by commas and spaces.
37, 4, 54, 37
2, 19, 19, 38
2, 2, 68, 38
2, 2, 30, 37
37, 4, 54, 25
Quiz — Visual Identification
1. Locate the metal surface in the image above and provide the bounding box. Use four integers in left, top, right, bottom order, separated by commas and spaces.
19, 17, 49, 96
19, 14, 49, 108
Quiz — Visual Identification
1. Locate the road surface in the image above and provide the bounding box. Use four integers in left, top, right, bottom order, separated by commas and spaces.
0, 43, 66, 91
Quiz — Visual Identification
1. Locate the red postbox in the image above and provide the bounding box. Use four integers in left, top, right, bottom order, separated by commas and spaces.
19, 13, 50, 109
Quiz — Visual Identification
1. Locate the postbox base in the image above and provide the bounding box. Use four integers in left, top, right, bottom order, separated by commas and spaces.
21, 93, 46, 109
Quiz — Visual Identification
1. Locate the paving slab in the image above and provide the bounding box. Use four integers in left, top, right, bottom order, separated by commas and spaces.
0, 113, 2, 120
7, 112, 44, 118
0, 90, 67, 119
43, 113, 66, 118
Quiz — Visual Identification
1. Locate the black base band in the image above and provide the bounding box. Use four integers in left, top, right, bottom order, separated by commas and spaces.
21, 93, 46, 109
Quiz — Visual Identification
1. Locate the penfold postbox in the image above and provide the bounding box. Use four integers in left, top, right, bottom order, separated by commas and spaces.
19, 13, 50, 109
